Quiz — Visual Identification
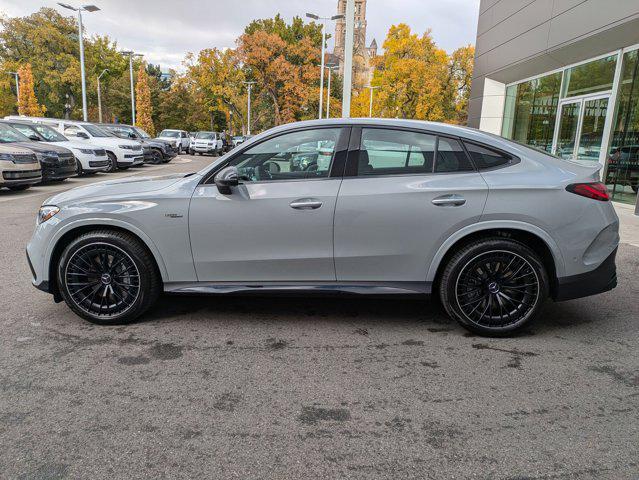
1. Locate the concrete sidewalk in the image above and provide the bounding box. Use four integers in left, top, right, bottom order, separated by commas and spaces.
614, 202, 639, 248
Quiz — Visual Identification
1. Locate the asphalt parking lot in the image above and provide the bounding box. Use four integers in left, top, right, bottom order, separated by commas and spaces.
1, 155, 638, 479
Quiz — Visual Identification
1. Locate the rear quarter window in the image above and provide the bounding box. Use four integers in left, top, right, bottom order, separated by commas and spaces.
463, 142, 513, 170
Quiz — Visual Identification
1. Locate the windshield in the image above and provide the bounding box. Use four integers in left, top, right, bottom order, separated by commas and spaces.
8, 123, 44, 141
0, 123, 31, 143
31, 124, 68, 142
82, 124, 113, 137
133, 127, 150, 138
103, 126, 133, 139
196, 132, 215, 139
160, 130, 179, 138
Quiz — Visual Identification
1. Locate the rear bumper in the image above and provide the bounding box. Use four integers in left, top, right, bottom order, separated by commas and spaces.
554, 247, 617, 301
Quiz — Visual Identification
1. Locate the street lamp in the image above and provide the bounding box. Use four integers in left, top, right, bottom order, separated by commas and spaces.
57, 3, 100, 121
120, 51, 143, 125
306, 12, 343, 119
367, 86, 380, 118
325, 65, 339, 119
341, 0, 355, 118
97, 68, 108, 123
6, 71, 19, 101
242, 81, 256, 136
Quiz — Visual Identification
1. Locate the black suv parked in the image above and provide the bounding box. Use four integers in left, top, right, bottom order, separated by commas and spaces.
98, 124, 177, 164
0, 122, 76, 182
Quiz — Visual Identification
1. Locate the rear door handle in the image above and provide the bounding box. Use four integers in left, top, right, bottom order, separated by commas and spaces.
431, 194, 466, 207
290, 198, 323, 210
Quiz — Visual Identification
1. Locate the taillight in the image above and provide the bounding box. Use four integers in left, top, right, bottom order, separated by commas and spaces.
566, 182, 610, 201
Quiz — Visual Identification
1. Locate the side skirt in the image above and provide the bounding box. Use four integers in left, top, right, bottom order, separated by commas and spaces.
164, 281, 432, 297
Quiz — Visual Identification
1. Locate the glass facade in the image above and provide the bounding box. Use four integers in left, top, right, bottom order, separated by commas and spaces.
606, 50, 639, 204
501, 50, 639, 206
501, 72, 561, 152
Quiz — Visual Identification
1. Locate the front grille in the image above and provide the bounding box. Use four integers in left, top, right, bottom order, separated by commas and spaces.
93, 149, 106, 156
3, 169, 41, 180
12, 153, 38, 164
89, 160, 109, 167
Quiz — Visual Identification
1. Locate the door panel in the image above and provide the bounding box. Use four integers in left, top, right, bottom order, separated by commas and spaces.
556, 101, 581, 159
334, 173, 488, 282
576, 97, 608, 162
190, 180, 341, 281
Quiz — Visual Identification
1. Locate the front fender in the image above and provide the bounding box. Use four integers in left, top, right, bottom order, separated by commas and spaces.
425, 220, 565, 282
44, 216, 169, 283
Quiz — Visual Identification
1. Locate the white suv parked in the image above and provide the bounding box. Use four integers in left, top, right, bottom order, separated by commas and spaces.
157, 129, 190, 154
6, 116, 144, 171
189, 131, 223, 156
5, 120, 109, 174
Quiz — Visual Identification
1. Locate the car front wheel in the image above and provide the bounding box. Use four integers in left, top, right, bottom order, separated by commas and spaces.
105, 152, 118, 172
439, 237, 548, 336
57, 230, 161, 325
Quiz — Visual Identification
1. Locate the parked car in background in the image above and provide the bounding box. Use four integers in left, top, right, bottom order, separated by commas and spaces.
157, 129, 190, 154
0, 144, 41, 191
0, 122, 76, 182
232, 135, 247, 148
4, 117, 144, 172
5, 120, 110, 175
188, 131, 223, 156
98, 123, 177, 164
606, 145, 639, 193
27, 118, 619, 336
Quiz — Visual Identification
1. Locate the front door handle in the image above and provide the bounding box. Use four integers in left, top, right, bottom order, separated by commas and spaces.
290, 198, 323, 210
431, 194, 466, 207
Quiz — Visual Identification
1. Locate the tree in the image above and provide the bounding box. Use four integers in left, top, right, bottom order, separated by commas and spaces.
350, 24, 474, 124
135, 65, 155, 135
17, 64, 45, 116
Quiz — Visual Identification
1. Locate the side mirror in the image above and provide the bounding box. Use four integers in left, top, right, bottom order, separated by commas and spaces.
76, 132, 89, 139
128, 132, 137, 139
214, 166, 239, 194
29, 135, 41, 141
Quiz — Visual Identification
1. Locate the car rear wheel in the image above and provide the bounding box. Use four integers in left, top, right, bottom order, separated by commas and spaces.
439, 237, 548, 336
57, 230, 161, 325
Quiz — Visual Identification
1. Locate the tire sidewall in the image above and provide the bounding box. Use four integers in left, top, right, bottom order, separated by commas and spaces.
57, 232, 156, 325
441, 238, 549, 336
106, 152, 118, 172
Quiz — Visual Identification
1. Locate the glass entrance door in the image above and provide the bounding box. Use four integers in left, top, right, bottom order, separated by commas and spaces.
553, 95, 610, 162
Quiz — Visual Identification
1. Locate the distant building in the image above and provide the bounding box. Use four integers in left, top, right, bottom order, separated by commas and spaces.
330, 0, 377, 85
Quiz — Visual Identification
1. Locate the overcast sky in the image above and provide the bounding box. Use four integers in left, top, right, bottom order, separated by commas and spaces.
0, 0, 480, 71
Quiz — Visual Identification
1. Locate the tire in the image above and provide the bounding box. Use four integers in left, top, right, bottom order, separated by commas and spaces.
105, 152, 118, 172
178, 145, 183, 155
57, 230, 161, 325
8, 184, 30, 191
439, 237, 549, 337
188, 149, 194, 156
151, 149, 163, 164
76, 158, 83, 175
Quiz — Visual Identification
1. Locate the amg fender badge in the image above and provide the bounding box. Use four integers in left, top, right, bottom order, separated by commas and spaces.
165, 213, 183, 218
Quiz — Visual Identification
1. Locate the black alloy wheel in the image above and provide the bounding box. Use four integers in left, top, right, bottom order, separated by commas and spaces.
105, 152, 118, 172
440, 238, 548, 336
151, 149, 163, 164
58, 230, 161, 325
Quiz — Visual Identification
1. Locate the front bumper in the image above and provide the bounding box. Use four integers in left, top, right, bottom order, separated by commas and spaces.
41, 162, 77, 181
1, 169, 42, 187
554, 247, 618, 301
118, 154, 144, 167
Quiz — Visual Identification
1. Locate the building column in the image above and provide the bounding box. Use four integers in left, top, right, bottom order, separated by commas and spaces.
478, 78, 507, 135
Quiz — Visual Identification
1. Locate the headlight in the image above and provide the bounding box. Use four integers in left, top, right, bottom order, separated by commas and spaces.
36, 152, 58, 163
38, 205, 60, 224
118, 144, 141, 150
78, 148, 94, 154
0, 153, 14, 162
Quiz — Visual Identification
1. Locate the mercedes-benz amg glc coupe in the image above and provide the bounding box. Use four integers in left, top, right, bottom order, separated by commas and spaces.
26, 119, 619, 336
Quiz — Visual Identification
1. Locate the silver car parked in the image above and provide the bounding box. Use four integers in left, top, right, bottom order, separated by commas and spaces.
26, 119, 619, 336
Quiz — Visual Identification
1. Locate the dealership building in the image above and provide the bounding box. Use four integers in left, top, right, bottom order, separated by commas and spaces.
469, 0, 639, 213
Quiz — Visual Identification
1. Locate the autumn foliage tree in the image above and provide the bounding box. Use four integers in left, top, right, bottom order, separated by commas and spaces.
135, 65, 155, 136
17, 63, 45, 116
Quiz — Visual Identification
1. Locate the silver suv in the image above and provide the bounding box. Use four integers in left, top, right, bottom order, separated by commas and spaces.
26, 119, 619, 336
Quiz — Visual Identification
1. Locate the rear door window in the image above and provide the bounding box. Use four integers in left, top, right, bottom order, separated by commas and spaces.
435, 138, 475, 173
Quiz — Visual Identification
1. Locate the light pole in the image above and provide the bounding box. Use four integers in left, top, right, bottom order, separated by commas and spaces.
341, 0, 355, 118
121, 51, 143, 125
242, 81, 256, 135
57, 3, 100, 121
306, 13, 343, 119
325, 65, 338, 119
6, 71, 19, 102
367, 86, 380, 117
97, 68, 108, 123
